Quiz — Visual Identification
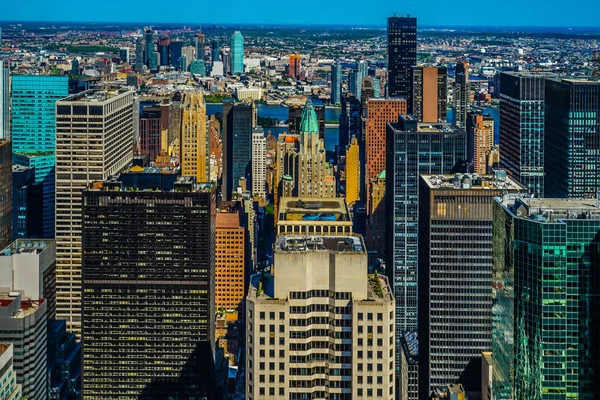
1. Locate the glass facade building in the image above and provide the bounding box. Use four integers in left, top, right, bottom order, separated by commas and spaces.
387, 16, 417, 111
222, 100, 253, 200
493, 196, 600, 400
331, 63, 342, 106
544, 79, 600, 199
231, 31, 244, 74
499, 72, 545, 198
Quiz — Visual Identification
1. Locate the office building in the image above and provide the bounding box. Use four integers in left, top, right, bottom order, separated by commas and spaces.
493, 196, 600, 400
135, 37, 144, 72
12, 165, 42, 239
288, 100, 325, 140
47, 319, 82, 398
273, 133, 300, 214
545, 78, 600, 199
170, 40, 183, 67
499, 72, 545, 197
276, 197, 353, 237
418, 173, 524, 398
12, 75, 68, 238
81, 177, 216, 398
454, 62, 469, 129
196, 32, 205, 61
365, 98, 407, 193
412, 65, 447, 123
297, 99, 336, 198
345, 137, 360, 205
0, 140, 10, 249
0, 344, 22, 400
0, 60, 9, 140
366, 170, 386, 256
216, 201, 245, 312
190, 59, 207, 76
180, 92, 209, 182
331, 63, 342, 105
252, 127, 266, 199
119, 47, 130, 64
144, 27, 154, 66
157, 37, 170, 66
246, 232, 395, 399
211, 39, 220, 64
222, 100, 253, 200
231, 31, 244, 74
387, 16, 417, 109
361, 77, 376, 112
467, 111, 494, 174
289, 54, 301, 77
386, 115, 466, 345
399, 331, 419, 400
139, 103, 162, 162
55, 89, 134, 335
0, 292, 47, 399
482, 352, 492, 400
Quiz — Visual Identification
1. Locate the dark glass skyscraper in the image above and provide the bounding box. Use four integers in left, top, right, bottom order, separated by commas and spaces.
222, 100, 253, 200
387, 16, 417, 110
544, 78, 600, 199
331, 63, 342, 106
82, 176, 216, 399
0, 139, 11, 249
499, 72, 546, 197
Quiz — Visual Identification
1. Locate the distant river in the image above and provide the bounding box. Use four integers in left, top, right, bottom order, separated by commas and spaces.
207, 103, 342, 153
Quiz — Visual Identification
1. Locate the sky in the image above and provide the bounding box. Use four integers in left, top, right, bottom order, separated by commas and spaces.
3, 0, 600, 28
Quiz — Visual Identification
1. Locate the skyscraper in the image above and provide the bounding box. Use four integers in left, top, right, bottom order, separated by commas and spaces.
288, 101, 325, 140
81, 177, 216, 398
157, 36, 170, 66
467, 111, 494, 174
454, 62, 469, 129
418, 173, 524, 399
180, 91, 209, 182
246, 228, 395, 399
231, 31, 244, 74
11, 165, 42, 239
252, 127, 266, 199
119, 47, 130, 64
289, 54, 301, 78
0, 60, 9, 140
211, 39, 220, 64
196, 32, 205, 60
544, 78, 600, 199
222, 100, 253, 200
170, 40, 184, 68
0, 344, 21, 399
55, 89, 134, 335
499, 72, 545, 197
387, 16, 417, 108
493, 196, 600, 399
139, 103, 162, 162
385, 115, 466, 356
0, 140, 11, 249
345, 137, 360, 205
411, 65, 447, 123
135, 36, 144, 72
331, 63, 342, 105
11, 75, 68, 238
144, 27, 154, 66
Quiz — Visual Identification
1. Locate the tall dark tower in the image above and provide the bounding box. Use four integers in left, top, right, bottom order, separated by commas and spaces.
387, 16, 417, 111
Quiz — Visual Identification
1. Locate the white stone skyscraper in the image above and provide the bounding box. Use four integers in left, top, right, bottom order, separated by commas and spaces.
252, 127, 266, 199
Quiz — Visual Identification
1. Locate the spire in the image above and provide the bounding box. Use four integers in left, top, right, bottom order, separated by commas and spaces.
299, 98, 319, 134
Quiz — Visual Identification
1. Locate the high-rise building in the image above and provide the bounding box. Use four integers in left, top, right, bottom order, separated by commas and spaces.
297, 99, 336, 198
276, 197, 354, 237
361, 77, 376, 112
345, 137, 360, 205
11, 165, 42, 239
331, 63, 342, 105
366, 170, 386, 256
412, 65, 447, 123
211, 39, 220, 64
246, 231, 395, 399
231, 31, 244, 74
252, 127, 266, 199
493, 196, 600, 400
222, 100, 253, 199
467, 111, 494, 174
180, 92, 208, 182
0, 344, 22, 400
170, 40, 184, 68
139, 103, 162, 162
544, 78, 600, 199
0, 140, 11, 249
289, 54, 301, 78
144, 27, 154, 66
0, 60, 9, 140
418, 173, 524, 399
135, 37, 144, 72
365, 98, 407, 193
385, 114, 466, 348
12, 75, 68, 238
387, 16, 417, 108
288, 100, 325, 140
215, 201, 245, 312
196, 32, 205, 61
454, 62, 469, 129
499, 72, 545, 197
55, 89, 134, 334
119, 47, 130, 64
81, 177, 216, 398
0, 292, 47, 399
157, 37, 170, 66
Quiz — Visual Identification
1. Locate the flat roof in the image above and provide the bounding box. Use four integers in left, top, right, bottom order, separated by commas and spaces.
497, 195, 600, 222
275, 235, 365, 253
58, 88, 132, 103
422, 172, 524, 191
1, 239, 53, 257
0, 293, 45, 318
278, 197, 351, 222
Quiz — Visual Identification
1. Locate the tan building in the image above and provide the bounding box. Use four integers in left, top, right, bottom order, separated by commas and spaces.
345, 137, 360, 205
277, 197, 353, 237
180, 91, 208, 182
365, 98, 407, 201
216, 202, 246, 312
412, 66, 447, 123
367, 170, 386, 256
0, 344, 22, 400
486, 145, 500, 174
246, 233, 395, 399
209, 116, 222, 182
468, 111, 494, 174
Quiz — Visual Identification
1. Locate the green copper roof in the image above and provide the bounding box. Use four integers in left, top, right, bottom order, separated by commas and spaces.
299, 98, 319, 134
378, 170, 386, 179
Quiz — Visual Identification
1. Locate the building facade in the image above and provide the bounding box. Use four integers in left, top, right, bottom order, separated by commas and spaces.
0, 60, 9, 140
231, 31, 244, 74
467, 111, 494, 174
81, 177, 216, 398
387, 16, 417, 108
180, 92, 209, 182
454, 62, 469, 129
222, 100, 253, 200
55, 89, 134, 335
252, 127, 267, 199
246, 233, 395, 399
0, 344, 22, 400
345, 137, 360, 205
216, 202, 246, 312
331, 63, 342, 105
411, 65, 447, 123
0, 140, 10, 249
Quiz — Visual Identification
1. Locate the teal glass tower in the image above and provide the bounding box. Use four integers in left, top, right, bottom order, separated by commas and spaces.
231, 31, 244, 74
11, 75, 69, 238
493, 195, 600, 399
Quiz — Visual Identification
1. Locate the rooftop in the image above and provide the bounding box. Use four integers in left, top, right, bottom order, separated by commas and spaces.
278, 197, 351, 222
275, 235, 365, 253
0, 292, 46, 319
87, 176, 213, 194
422, 171, 524, 191
497, 195, 600, 222
58, 88, 132, 103
0, 239, 53, 257
0, 343, 12, 357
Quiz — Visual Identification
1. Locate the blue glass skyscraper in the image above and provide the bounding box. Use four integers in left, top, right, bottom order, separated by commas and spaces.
231, 31, 244, 74
331, 63, 342, 105
11, 75, 68, 238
